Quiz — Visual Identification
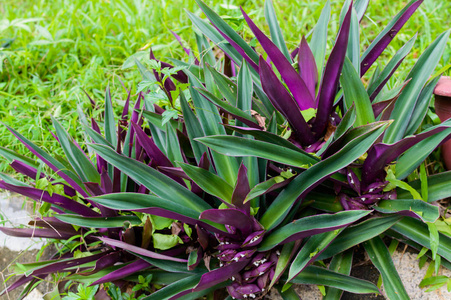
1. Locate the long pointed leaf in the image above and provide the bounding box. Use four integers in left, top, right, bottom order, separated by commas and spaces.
340, 57, 375, 126
242, 9, 315, 110
259, 210, 370, 251
180, 162, 234, 202
324, 250, 353, 300
367, 34, 417, 101
373, 199, 439, 223
264, 0, 291, 62
258, 57, 316, 145
312, 3, 352, 137
363, 236, 409, 299
288, 230, 343, 282
391, 217, 451, 263
291, 265, 380, 294
383, 29, 450, 143
89, 144, 210, 212
309, 0, 331, 79
360, 0, 423, 76
261, 122, 387, 230
196, 135, 318, 168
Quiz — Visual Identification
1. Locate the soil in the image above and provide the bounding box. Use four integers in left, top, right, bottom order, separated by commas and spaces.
0, 245, 55, 300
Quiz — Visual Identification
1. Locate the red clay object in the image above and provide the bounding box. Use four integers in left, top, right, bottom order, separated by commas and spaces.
434, 76, 451, 170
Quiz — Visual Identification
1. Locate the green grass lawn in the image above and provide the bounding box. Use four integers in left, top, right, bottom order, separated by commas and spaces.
1, 0, 451, 172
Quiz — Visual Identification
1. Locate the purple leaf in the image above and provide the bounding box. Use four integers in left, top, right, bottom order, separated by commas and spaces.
362, 126, 451, 184
312, 2, 352, 138
372, 98, 397, 118
241, 8, 315, 110
171, 30, 191, 56
0, 227, 75, 239
231, 164, 251, 211
100, 168, 113, 194
347, 168, 361, 195
112, 206, 234, 237
99, 237, 188, 262
131, 122, 173, 168
10, 160, 44, 180
193, 259, 250, 292
5, 125, 88, 197
298, 36, 318, 99
90, 118, 108, 174
0, 181, 98, 217
258, 57, 316, 146
170, 30, 200, 67
29, 217, 79, 233
28, 252, 106, 276
369, 60, 405, 101
1, 274, 46, 295
91, 259, 151, 285
200, 209, 253, 236
199, 152, 210, 170
360, 0, 423, 76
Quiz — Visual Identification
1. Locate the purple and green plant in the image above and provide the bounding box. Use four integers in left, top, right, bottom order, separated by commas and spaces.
1, 0, 451, 299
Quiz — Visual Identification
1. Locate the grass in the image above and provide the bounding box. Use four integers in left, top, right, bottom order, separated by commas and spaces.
1, 0, 451, 173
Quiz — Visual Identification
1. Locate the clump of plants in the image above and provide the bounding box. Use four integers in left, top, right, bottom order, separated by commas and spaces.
2, 0, 451, 299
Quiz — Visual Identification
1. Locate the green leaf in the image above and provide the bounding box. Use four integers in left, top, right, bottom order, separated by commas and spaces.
367, 34, 416, 97
276, 284, 300, 300
264, 0, 291, 62
188, 73, 239, 185
245, 176, 287, 203
363, 236, 409, 299
3, 124, 84, 189
269, 241, 300, 290
340, 57, 374, 126
260, 122, 388, 230
317, 215, 402, 260
374, 199, 439, 223
52, 117, 100, 184
153, 233, 183, 250
259, 210, 370, 251
205, 64, 237, 106
420, 163, 428, 202
142, 274, 203, 300
346, 8, 360, 73
90, 193, 200, 220
179, 162, 234, 202
386, 167, 422, 199
195, 87, 258, 126
179, 92, 208, 163
396, 120, 451, 180
237, 60, 253, 116
55, 214, 141, 228
89, 144, 210, 213
405, 75, 441, 136
291, 265, 380, 294
288, 230, 343, 282
391, 217, 451, 263
428, 222, 440, 260
309, 0, 331, 78
165, 124, 183, 165
104, 87, 117, 147
0, 146, 39, 167
187, 12, 242, 67
383, 29, 451, 143
197, 135, 318, 168
82, 125, 114, 149
324, 250, 353, 300
195, 0, 259, 65
398, 171, 451, 203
